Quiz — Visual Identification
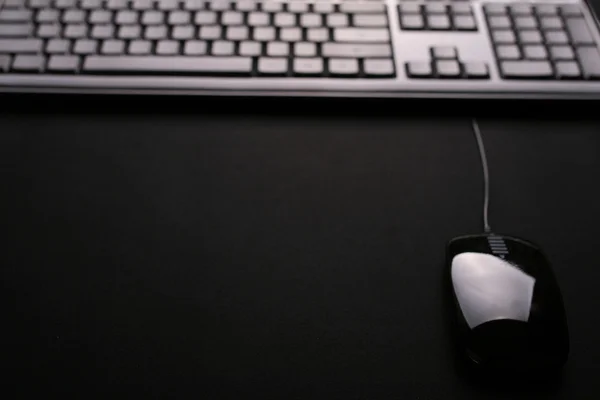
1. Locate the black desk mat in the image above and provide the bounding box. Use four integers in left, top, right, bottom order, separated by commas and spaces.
3, 108, 600, 398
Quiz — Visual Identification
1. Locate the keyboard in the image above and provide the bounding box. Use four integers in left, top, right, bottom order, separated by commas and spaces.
1, 0, 600, 99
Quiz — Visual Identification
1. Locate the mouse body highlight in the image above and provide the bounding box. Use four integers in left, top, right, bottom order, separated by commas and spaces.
446, 233, 569, 377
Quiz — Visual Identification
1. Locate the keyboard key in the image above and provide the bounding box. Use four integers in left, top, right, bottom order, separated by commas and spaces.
90, 10, 113, 24
500, 60, 553, 78
363, 59, 394, 77
554, 61, 581, 79
195, 11, 218, 25
222, 11, 244, 25
55, 0, 77, 8
6, 0, 31, 6
510, 4, 533, 16
327, 14, 349, 27
132, 0, 154, 9
172, 26, 196, 39
313, 3, 334, 13
543, 30, 569, 45
29, 0, 53, 8
157, 0, 180, 10
257, 57, 288, 75
486, 1, 510, 15
274, 13, 296, 28
321, 43, 391, 58
523, 45, 547, 60
46, 39, 71, 53
101, 39, 125, 54
535, 5, 558, 16
559, 5, 583, 17
425, 3, 447, 14
91, 25, 115, 39
74, 39, 98, 54
294, 42, 317, 57
266, 42, 289, 57
235, 0, 256, 11
47, 55, 79, 73
398, 4, 421, 14
146, 25, 169, 39
211, 40, 235, 56
81, 0, 103, 9
247, 12, 269, 26
238, 41, 261, 56
307, 28, 330, 42
84, 56, 253, 75
254, 27, 276, 41
406, 61, 433, 78
399, 15, 425, 30
0, 10, 33, 22
488, 16, 511, 29
119, 26, 142, 39
435, 60, 461, 78
128, 40, 152, 54
293, 58, 324, 76
518, 30, 543, 44
427, 15, 451, 30
300, 14, 322, 28
156, 40, 180, 55
549, 45, 574, 60
431, 46, 457, 59
539, 17, 563, 30
12, 55, 45, 72
169, 11, 192, 25
279, 27, 302, 42
142, 11, 165, 25
576, 47, 600, 79
0, 55, 12, 72
491, 30, 516, 44
496, 45, 521, 60
116, 11, 139, 25
183, 40, 207, 55
37, 24, 61, 38
450, 4, 473, 15
339, 3, 385, 13
463, 62, 489, 79
261, 2, 283, 12
64, 24, 88, 38
208, 1, 230, 11
334, 28, 389, 43
328, 58, 359, 77
62, 10, 86, 24
513, 16, 537, 30
287, 2, 309, 13
453, 15, 477, 31
565, 18, 594, 45
353, 15, 388, 28
185, 0, 206, 11
107, 0, 128, 9
0, 23, 33, 37
36, 10, 60, 23
0, 39, 43, 53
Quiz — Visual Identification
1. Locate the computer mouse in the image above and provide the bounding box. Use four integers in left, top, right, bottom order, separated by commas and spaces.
446, 233, 569, 378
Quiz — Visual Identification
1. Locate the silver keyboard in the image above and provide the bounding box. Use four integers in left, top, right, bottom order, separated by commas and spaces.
1, 0, 600, 99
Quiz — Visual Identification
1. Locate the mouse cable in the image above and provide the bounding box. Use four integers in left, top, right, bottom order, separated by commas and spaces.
471, 118, 492, 233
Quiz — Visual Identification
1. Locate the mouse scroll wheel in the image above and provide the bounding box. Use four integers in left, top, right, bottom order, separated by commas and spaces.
487, 235, 509, 258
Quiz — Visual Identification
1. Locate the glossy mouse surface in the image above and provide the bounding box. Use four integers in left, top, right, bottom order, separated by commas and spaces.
446, 234, 569, 376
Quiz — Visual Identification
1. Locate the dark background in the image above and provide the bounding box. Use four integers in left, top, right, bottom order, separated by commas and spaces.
4, 4, 600, 394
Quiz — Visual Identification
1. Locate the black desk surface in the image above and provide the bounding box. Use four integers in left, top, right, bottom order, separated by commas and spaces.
4, 95, 600, 400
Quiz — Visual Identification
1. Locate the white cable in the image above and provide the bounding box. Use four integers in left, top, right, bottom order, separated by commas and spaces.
472, 118, 492, 233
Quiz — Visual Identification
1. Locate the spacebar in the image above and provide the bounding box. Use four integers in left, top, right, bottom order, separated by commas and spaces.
83, 56, 253, 75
